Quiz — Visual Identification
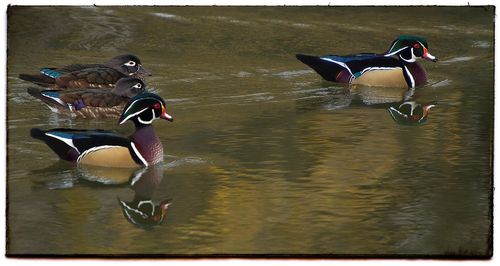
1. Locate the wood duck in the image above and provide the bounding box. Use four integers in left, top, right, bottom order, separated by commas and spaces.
27, 77, 146, 118
30, 93, 174, 168
118, 165, 172, 228
19, 54, 151, 89
296, 35, 438, 88
387, 101, 435, 125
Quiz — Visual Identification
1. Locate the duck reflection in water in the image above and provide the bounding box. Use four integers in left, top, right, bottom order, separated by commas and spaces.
118, 164, 172, 229
294, 83, 435, 126
295, 82, 416, 111
61, 163, 172, 229
29, 162, 172, 229
388, 101, 436, 125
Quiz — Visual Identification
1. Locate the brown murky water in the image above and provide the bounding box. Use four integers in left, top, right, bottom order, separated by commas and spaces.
6, 6, 493, 256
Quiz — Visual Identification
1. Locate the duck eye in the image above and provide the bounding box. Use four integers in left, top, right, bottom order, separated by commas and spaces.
133, 83, 142, 89
153, 103, 161, 109
413, 43, 421, 49
124, 60, 137, 67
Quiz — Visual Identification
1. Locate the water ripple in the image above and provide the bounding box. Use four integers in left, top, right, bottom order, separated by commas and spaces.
151, 12, 189, 22
430, 79, 452, 88
165, 156, 207, 169
232, 71, 253, 78
225, 92, 271, 99
472, 40, 491, 48
203, 16, 252, 25
440, 56, 475, 64
272, 69, 314, 78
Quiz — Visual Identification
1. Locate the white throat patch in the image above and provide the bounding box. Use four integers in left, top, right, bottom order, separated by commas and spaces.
137, 109, 155, 125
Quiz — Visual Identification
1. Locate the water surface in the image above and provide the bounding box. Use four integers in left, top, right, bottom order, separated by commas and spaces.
6, 6, 493, 256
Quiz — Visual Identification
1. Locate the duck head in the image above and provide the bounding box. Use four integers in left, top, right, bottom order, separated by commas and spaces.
119, 92, 173, 127
111, 77, 146, 98
385, 35, 438, 63
106, 54, 152, 78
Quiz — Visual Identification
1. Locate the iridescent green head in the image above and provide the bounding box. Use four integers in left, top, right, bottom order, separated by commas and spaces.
385, 35, 437, 63
119, 92, 173, 126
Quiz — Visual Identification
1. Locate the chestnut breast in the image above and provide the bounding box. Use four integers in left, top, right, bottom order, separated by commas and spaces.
130, 126, 164, 165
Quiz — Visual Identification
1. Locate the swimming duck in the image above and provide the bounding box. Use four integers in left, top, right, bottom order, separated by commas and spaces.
30, 92, 173, 168
19, 54, 151, 88
296, 35, 437, 88
27, 77, 146, 118
387, 101, 435, 125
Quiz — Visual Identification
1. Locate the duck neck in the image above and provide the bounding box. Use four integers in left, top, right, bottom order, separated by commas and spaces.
131, 123, 157, 142
132, 119, 150, 130
399, 59, 427, 88
130, 123, 164, 166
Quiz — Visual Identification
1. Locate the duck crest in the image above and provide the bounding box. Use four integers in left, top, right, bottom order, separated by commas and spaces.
130, 126, 163, 166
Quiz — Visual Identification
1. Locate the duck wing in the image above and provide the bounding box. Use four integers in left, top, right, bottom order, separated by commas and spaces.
31, 128, 144, 167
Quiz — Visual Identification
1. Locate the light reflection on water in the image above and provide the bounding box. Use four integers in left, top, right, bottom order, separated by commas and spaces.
7, 6, 493, 256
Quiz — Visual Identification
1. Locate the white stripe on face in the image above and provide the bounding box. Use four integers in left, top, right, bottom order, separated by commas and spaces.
121, 97, 166, 124
137, 109, 155, 125
120, 107, 149, 124
385, 46, 407, 57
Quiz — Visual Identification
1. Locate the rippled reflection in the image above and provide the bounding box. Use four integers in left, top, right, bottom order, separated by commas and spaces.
118, 165, 172, 229
77, 163, 173, 229
28, 162, 172, 230
388, 101, 436, 126
7, 6, 493, 256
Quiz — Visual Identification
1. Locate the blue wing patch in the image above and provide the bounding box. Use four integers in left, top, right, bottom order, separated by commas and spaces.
40, 68, 62, 79
322, 53, 380, 63
46, 131, 77, 140
40, 90, 67, 106
41, 91, 60, 98
47, 130, 118, 139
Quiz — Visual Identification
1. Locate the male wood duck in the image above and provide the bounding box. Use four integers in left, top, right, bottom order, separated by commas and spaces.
296, 35, 438, 88
119, 165, 172, 228
27, 77, 146, 118
19, 54, 151, 89
30, 93, 173, 168
387, 101, 435, 125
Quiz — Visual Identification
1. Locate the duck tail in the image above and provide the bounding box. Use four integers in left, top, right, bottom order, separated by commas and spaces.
296, 54, 345, 82
27, 87, 66, 111
27, 87, 43, 98
296, 54, 319, 64
30, 128, 80, 162
19, 73, 55, 86
30, 128, 47, 141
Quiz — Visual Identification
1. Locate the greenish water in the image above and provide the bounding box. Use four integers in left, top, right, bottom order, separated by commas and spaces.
6, 6, 493, 256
